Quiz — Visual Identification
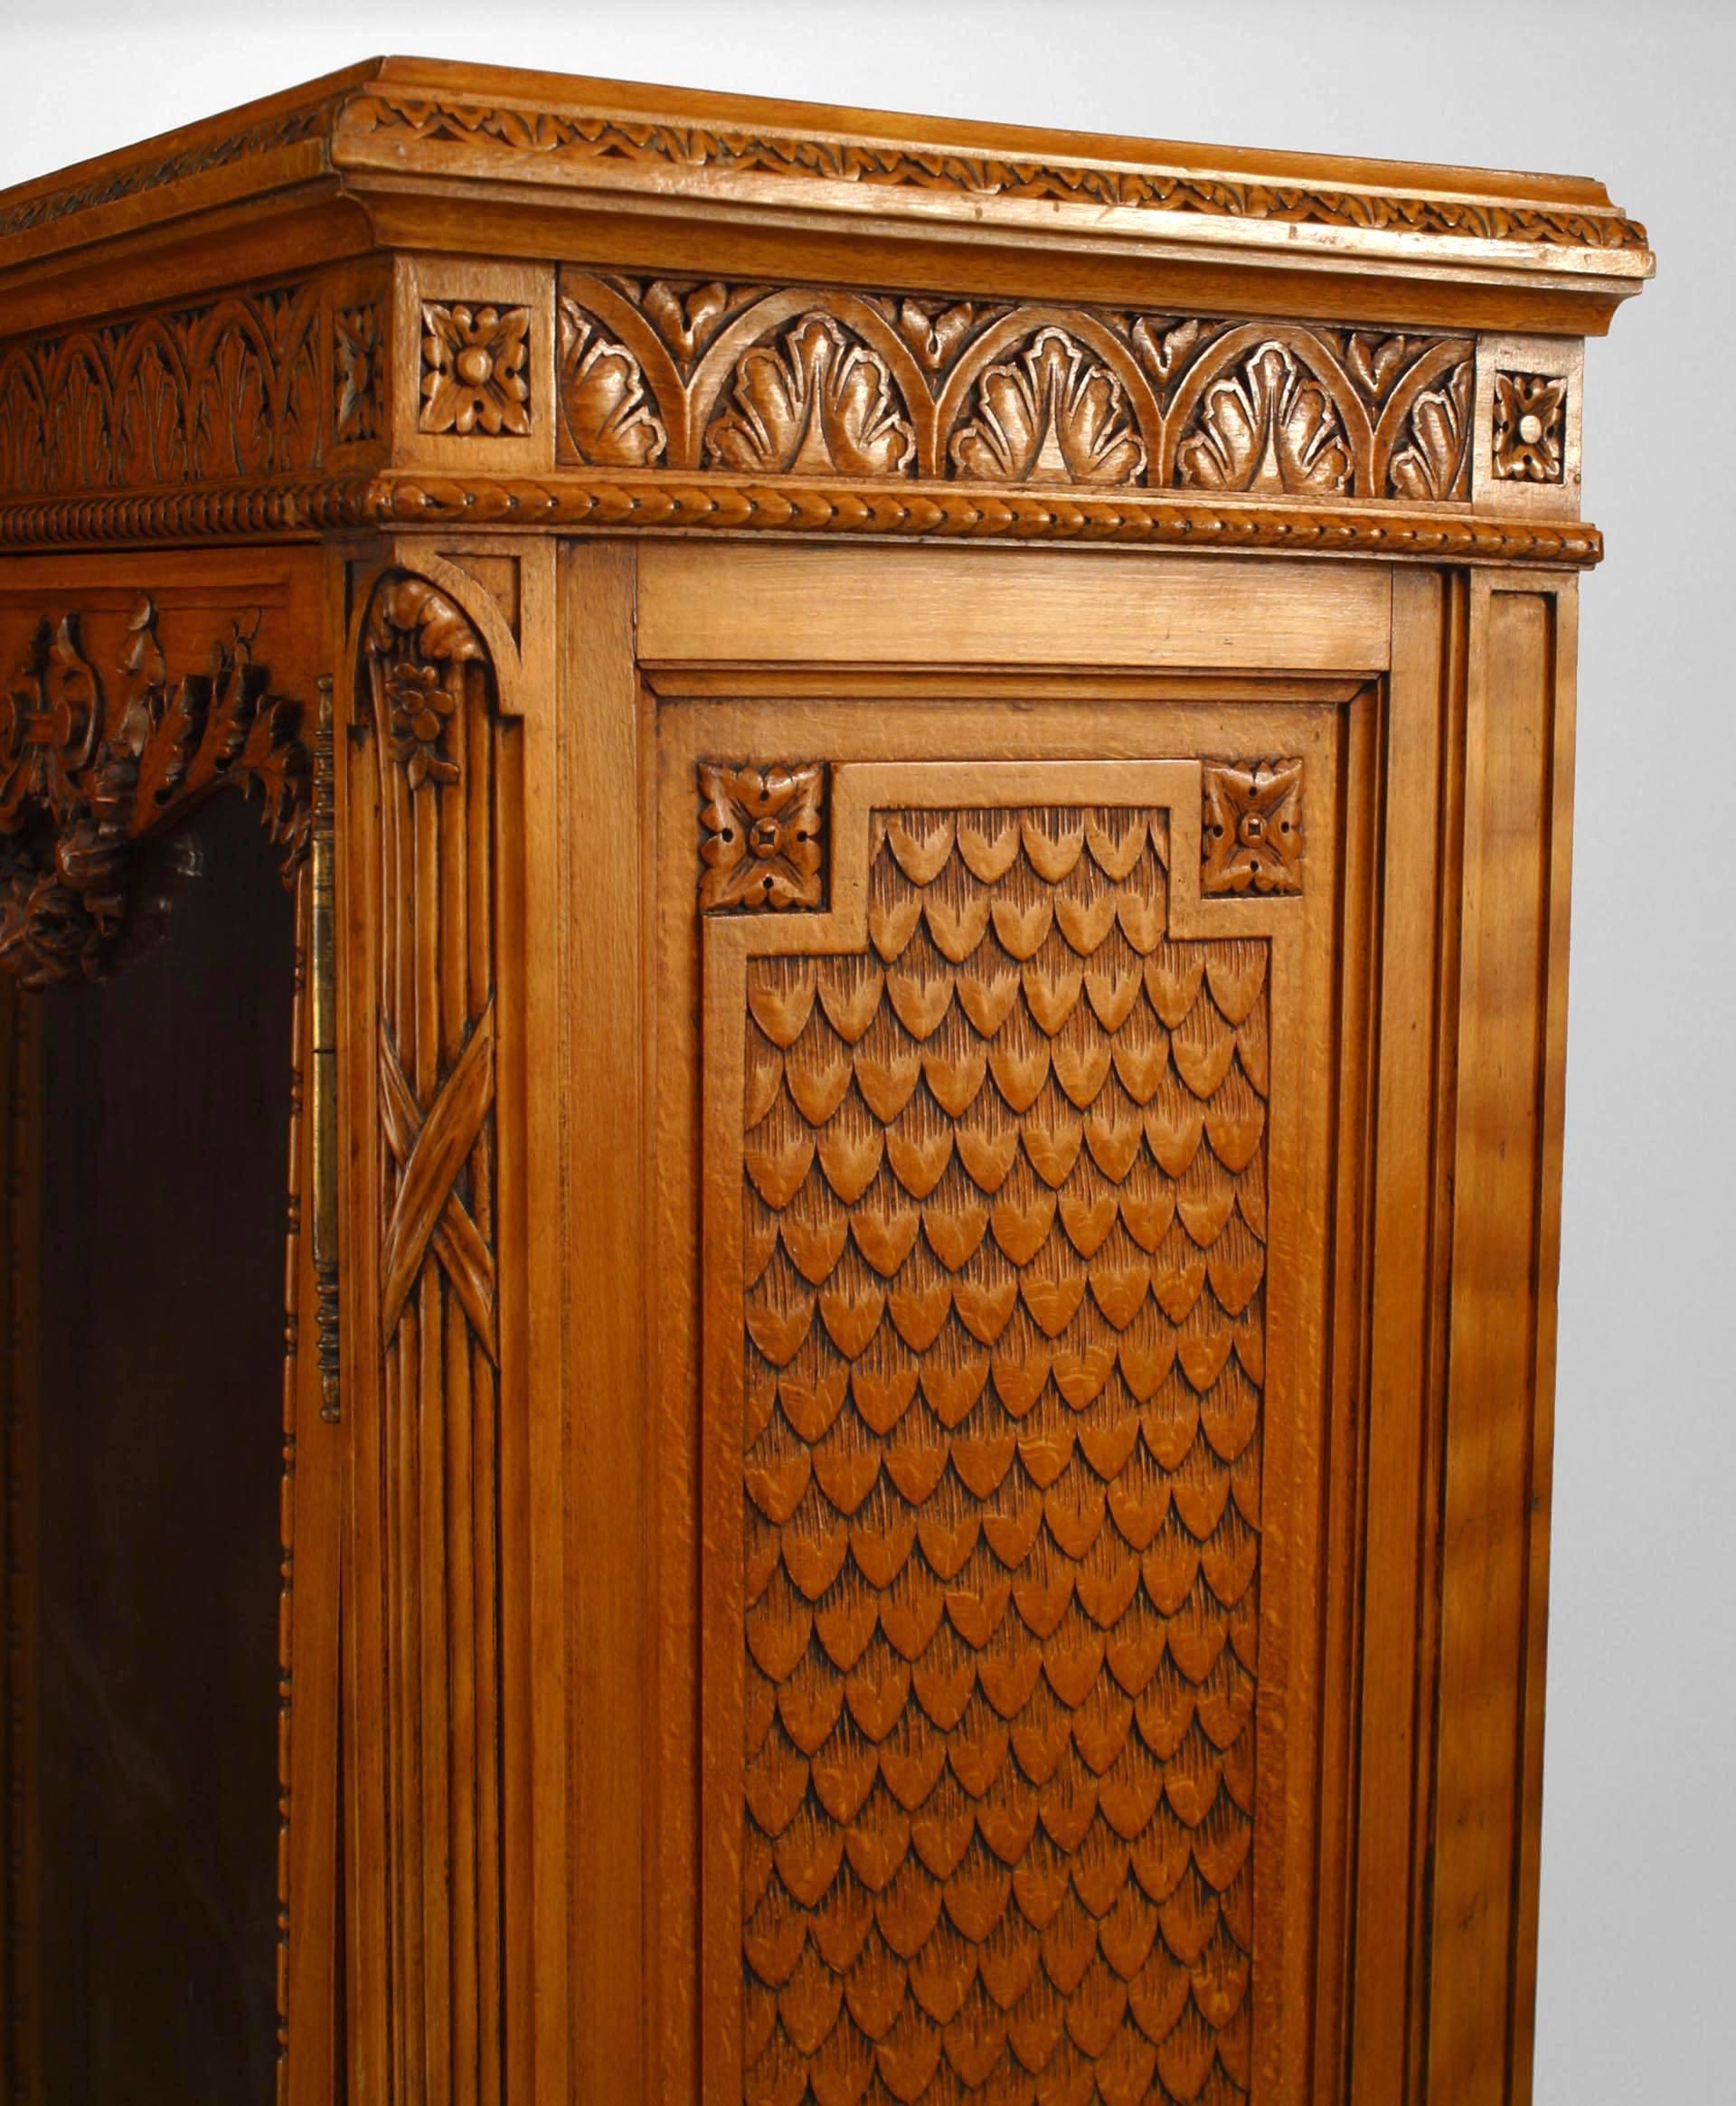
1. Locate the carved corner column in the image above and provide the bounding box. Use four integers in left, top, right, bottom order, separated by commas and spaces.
340, 543, 550, 2103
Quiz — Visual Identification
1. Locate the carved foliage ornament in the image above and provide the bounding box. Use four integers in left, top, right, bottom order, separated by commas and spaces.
1201, 760, 1305, 897
419, 302, 532, 438
1493, 370, 1568, 484
343, 92, 1648, 250
699, 762, 826, 911
334, 302, 382, 445
0, 598, 310, 986
362, 576, 485, 790
555, 274, 1475, 504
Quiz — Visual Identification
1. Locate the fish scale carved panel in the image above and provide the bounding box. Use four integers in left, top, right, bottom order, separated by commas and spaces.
735, 804, 1267, 2106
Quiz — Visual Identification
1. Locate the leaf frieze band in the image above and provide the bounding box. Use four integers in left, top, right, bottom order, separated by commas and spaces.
556, 274, 1476, 504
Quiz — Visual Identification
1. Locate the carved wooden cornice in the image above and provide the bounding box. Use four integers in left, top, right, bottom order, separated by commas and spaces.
0, 61, 1650, 343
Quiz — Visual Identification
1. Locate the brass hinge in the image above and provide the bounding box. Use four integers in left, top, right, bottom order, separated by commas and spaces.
310, 675, 340, 1421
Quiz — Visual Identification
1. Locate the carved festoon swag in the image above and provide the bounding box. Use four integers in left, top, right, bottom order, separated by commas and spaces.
0, 597, 310, 986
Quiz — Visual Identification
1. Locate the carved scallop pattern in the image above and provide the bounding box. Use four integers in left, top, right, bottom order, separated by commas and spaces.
739, 807, 1266, 2104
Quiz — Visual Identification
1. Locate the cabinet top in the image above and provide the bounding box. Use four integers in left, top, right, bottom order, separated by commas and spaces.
0, 55, 1651, 337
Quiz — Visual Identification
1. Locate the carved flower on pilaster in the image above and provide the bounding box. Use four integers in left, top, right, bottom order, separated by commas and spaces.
384, 662, 460, 790
420, 303, 532, 437
1493, 371, 1567, 483
706, 315, 914, 477
950, 326, 1146, 485
1201, 758, 1305, 896
698, 761, 826, 911
1389, 360, 1473, 500
1177, 343, 1352, 496
556, 301, 667, 466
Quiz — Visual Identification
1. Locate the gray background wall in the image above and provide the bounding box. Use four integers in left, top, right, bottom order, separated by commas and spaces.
4, 1, 1730, 2096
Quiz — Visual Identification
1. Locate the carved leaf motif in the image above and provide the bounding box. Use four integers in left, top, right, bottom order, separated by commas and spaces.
115, 341, 189, 487
0, 595, 311, 987
52, 348, 110, 491
950, 327, 1146, 486
1389, 360, 1472, 501
191, 324, 272, 479
556, 301, 667, 467
706, 314, 914, 477
334, 303, 382, 445
894, 298, 978, 374
1176, 343, 1352, 496
639, 278, 765, 363
363, 576, 486, 791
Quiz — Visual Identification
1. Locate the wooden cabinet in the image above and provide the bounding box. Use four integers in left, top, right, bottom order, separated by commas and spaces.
0, 59, 1650, 2105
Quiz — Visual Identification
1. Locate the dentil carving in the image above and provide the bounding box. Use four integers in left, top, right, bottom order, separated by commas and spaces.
706, 315, 915, 477
0, 598, 310, 985
699, 762, 826, 911
736, 806, 1267, 2099
1492, 371, 1568, 483
1201, 760, 1305, 897
419, 302, 532, 437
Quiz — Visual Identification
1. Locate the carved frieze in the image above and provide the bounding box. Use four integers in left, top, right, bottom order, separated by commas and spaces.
555, 273, 1476, 503
0, 284, 323, 497
0, 598, 309, 986
1201, 760, 1305, 897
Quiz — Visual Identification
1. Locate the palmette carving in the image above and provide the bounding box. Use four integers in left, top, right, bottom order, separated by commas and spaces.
738, 807, 1265, 2103
558, 274, 1477, 503
0, 283, 323, 498
707, 315, 915, 477
1201, 762, 1305, 897
0, 597, 310, 986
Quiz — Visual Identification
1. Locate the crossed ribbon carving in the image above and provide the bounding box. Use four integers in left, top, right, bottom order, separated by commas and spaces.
378, 1001, 498, 1363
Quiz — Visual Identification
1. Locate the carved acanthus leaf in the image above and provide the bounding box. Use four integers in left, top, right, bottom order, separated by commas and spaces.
706, 316, 914, 477
0, 596, 311, 987
556, 301, 667, 466
1177, 345, 1353, 496
1389, 360, 1473, 501
363, 576, 486, 791
951, 326, 1145, 485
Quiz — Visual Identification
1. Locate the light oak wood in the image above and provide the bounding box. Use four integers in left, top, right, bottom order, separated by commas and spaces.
0, 60, 1647, 2106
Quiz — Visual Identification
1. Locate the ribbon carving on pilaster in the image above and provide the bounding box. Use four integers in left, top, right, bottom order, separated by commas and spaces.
355, 567, 505, 2100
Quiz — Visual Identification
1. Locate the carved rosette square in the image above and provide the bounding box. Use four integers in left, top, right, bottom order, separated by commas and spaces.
419, 302, 532, 437
1492, 370, 1568, 483
698, 761, 826, 911
1201, 758, 1305, 895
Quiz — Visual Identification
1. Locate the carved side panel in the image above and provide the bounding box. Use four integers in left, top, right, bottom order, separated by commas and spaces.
356, 571, 505, 2101
708, 782, 1284, 2103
